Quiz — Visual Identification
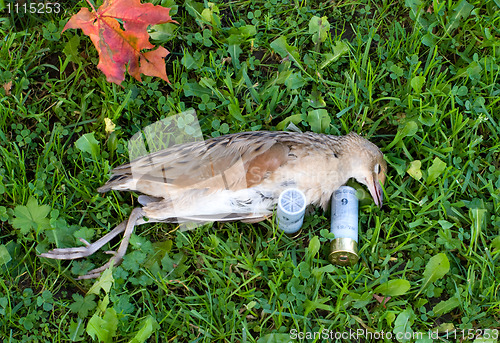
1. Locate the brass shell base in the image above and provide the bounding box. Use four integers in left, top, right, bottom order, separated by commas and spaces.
328, 238, 359, 266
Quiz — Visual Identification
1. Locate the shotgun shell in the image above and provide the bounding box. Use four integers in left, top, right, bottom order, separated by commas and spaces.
277, 188, 306, 237
329, 186, 359, 266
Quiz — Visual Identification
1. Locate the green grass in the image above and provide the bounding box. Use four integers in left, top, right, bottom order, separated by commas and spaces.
1, 0, 500, 341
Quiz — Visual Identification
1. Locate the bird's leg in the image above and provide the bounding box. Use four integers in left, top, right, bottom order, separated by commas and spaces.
40, 221, 127, 260
77, 207, 144, 279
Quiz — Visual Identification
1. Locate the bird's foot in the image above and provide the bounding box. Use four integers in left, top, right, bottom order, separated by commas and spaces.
39, 221, 127, 260
40, 208, 143, 280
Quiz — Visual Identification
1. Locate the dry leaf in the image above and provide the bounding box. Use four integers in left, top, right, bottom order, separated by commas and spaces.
2, 81, 12, 96
373, 294, 391, 308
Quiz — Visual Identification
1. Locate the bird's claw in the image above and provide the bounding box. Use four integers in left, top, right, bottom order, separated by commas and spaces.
39, 244, 98, 260
77, 257, 123, 279
79, 237, 91, 247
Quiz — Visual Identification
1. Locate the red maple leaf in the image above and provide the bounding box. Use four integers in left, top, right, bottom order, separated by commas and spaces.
64, 0, 177, 85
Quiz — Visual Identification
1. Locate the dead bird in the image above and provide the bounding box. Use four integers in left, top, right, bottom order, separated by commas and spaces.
41, 131, 387, 278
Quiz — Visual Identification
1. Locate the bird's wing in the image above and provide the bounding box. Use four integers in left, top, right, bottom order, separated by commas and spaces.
98, 131, 293, 196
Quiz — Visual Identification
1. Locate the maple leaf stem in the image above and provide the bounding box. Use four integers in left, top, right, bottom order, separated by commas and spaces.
84, 0, 97, 12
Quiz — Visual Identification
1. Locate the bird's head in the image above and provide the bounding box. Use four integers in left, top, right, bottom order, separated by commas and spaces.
338, 133, 387, 208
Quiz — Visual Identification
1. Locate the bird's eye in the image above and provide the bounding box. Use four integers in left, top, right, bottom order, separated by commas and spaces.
374, 163, 381, 174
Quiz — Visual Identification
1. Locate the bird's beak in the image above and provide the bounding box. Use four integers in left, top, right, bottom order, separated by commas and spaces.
367, 178, 384, 208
